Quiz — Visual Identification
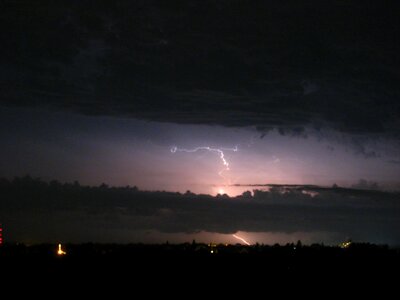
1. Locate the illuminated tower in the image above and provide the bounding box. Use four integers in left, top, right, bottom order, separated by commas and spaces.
57, 243, 66, 255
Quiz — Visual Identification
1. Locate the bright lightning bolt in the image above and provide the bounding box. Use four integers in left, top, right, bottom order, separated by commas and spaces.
232, 234, 251, 245
170, 145, 238, 178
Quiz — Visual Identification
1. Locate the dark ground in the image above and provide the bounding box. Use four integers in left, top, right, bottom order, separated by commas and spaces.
1, 244, 399, 298
1, 243, 399, 285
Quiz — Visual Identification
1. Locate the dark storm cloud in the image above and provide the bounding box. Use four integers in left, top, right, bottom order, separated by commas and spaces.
1, 1, 400, 136
1, 178, 399, 243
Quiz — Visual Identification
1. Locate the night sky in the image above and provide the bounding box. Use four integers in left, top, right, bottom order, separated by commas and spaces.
1, 0, 399, 245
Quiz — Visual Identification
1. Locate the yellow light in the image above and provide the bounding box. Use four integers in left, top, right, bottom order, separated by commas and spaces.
57, 243, 66, 255
340, 241, 352, 249
210, 250, 214, 254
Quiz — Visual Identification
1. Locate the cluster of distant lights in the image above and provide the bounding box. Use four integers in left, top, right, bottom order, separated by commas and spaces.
5, 238, 355, 255
54, 240, 253, 256
339, 241, 352, 249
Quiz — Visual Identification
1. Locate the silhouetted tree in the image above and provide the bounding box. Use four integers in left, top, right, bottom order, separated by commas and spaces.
241, 191, 252, 198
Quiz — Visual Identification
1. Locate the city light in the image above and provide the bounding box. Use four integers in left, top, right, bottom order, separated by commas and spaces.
57, 243, 66, 255
339, 240, 352, 249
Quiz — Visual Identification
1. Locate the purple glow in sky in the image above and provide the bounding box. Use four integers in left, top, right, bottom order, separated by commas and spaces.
1, 1, 400, 246
1, 107, 399, 196
0, 108, 400, 246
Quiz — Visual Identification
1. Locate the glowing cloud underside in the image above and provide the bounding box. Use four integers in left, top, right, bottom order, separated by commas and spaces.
232, 234, 251, 245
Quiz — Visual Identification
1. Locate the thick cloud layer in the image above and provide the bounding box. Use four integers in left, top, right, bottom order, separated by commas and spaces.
1, 178, 399, 244
1, 1, 400, 136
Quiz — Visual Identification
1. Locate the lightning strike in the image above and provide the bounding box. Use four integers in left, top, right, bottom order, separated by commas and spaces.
170, 145, 238, 178
232, 234, 251, 245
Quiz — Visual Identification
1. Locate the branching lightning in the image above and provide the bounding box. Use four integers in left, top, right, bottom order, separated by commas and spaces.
232, 234, 251, 245
170, 145, 238, 178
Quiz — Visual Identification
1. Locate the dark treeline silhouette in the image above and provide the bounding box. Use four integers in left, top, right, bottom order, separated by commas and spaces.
1, 176, 400, 243
1, 176, 399, 211
1, 177, 400, 287
0, 175, 225, 211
